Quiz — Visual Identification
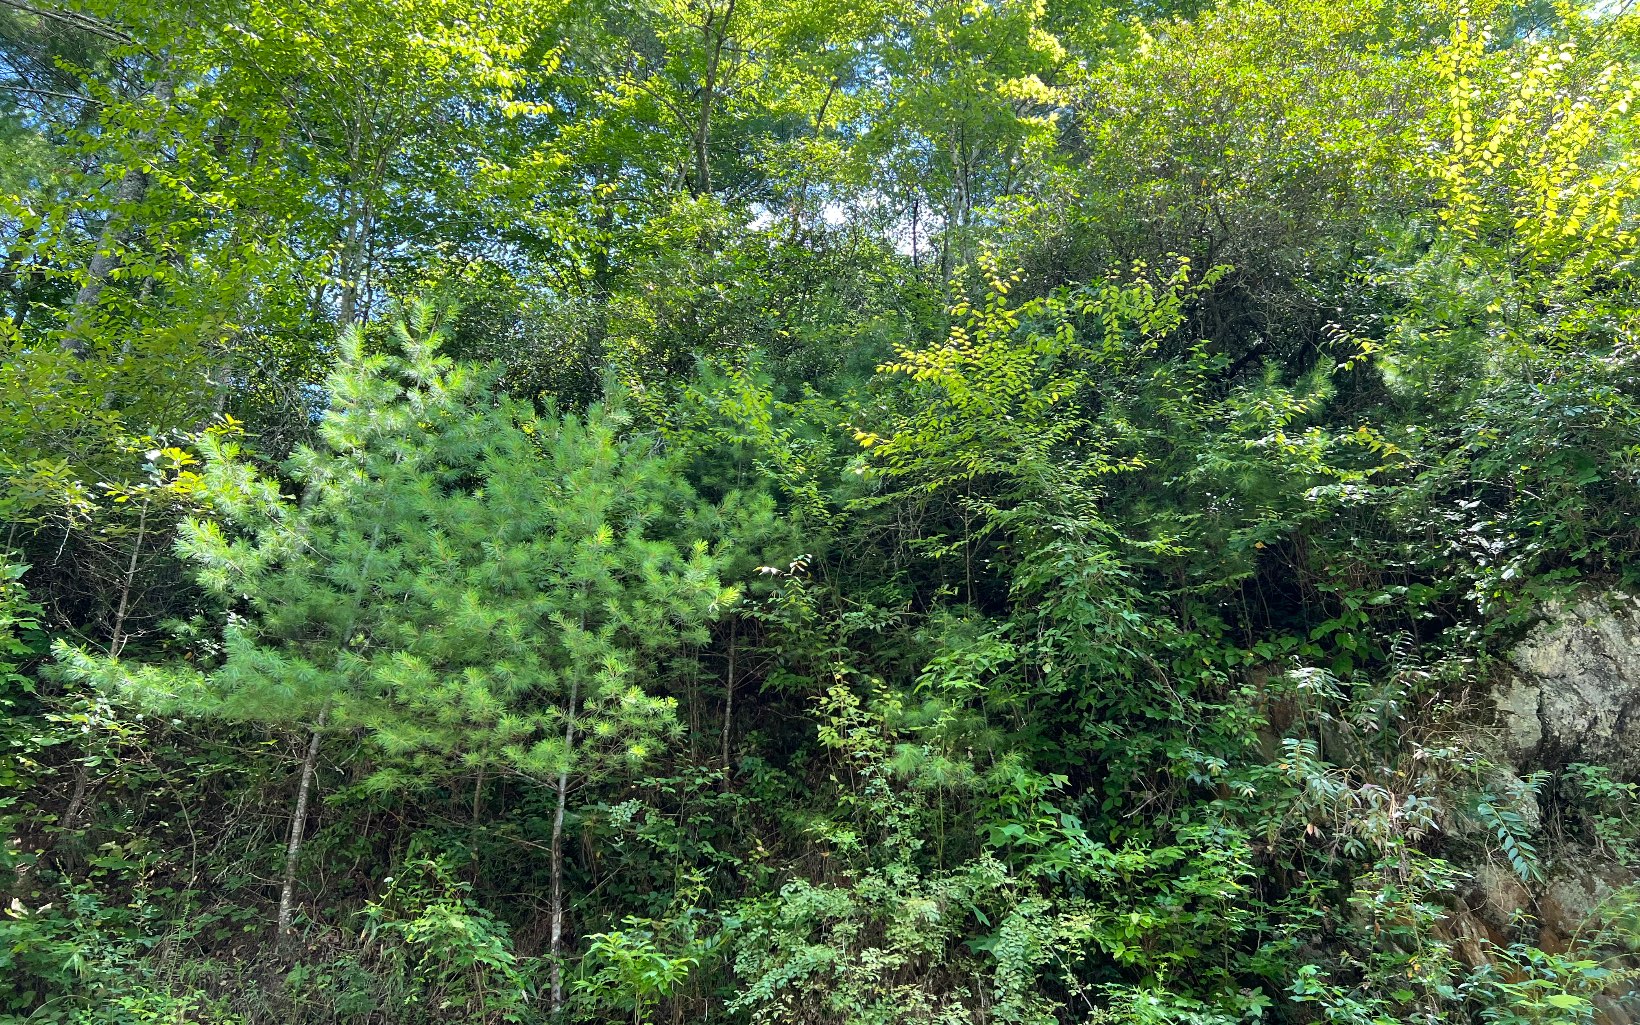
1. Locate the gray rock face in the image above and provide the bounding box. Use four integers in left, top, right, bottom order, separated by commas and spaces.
1494, 592, 1640, 773
1454, 591, 1640, 996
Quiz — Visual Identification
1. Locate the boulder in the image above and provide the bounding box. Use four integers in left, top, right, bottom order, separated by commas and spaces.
1494, 592, 1640, 773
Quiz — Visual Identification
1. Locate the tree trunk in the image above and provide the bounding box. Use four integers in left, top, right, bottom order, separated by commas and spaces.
338, 283, 357, 329
107, 497, 148, 659
64, 165, 149, 357
278, 717, 325, 940
586, 177, 615, 379
65, 80, 171, 358
338, 198, 359, 329
60, 763, 91, 833
691, 0, 736, 197
720, 621, 736, 791
548, 676, 580, 1015
789, 77, 839, 235
939, 203, 953, 280
911, 192, 921, 270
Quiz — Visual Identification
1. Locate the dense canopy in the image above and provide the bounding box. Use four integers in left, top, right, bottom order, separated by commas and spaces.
4, 0, 1640, 1022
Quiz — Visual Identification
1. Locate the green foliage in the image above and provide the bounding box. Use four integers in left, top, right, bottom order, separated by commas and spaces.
575, 916, 710, 1025
1379, 3, 1640, 600
1473, 771, 1549, 885
0, 881, 238, 1024
1563, 763, 1640, 866
65, 305, 736, 792
357, 855, 533, 1023
0, 559, 45, 792
1460, 941, 1623, 1025
9, 0, 1640, 1023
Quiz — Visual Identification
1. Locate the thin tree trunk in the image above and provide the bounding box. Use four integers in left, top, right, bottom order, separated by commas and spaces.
720, 621, 736, 791
338, 215, 358, 330
692, 0, 736, 197
64, 165, 148, 357
107, 496, 148, 659
939, 203, 953, 280
336, 183, 361, 328
469, 764, 485, 882
548, 675, 580, 1015
587, 177, 615, 376
790, 77, 839, 235
65, 80, 170, 358
278, 715, 325, 940
911, 192, 920, 270
60, 764, 91, 832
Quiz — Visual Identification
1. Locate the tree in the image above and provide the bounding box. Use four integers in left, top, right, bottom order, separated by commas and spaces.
1, 0, 579, 657
62, 306, 737, 1004
859, 0, 1069, 276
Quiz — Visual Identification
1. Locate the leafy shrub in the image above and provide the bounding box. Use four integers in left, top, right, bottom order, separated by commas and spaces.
358, 855, 535, 1024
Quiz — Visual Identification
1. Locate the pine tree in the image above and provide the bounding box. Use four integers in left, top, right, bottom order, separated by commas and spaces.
61, 305, 738, 993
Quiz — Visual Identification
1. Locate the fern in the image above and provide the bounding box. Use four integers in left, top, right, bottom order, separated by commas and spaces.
1475, 772, 1549, 884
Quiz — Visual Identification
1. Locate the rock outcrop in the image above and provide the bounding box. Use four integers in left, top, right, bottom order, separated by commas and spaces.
1457, 591, 1640, 1023
1494, 591, 1640, 774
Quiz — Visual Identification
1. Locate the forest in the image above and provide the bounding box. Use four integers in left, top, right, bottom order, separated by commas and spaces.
4, 0, 1640, 1021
